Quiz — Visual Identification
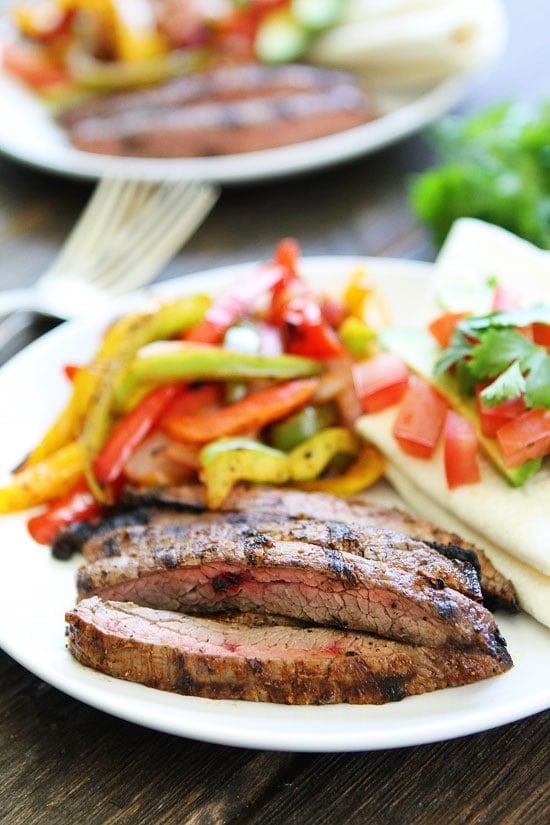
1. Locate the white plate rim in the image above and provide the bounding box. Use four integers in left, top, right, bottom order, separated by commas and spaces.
0, 14, 474, 185
0, 255, 548, 753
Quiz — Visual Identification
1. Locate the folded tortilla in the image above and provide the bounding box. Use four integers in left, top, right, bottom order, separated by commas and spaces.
356, 409, 550, 575
309, 0, 506, 89
384, 463, 550, 628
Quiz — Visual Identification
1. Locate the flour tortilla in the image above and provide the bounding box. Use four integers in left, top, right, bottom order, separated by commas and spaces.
355, 219, 550, 623
309, 0, 506, 89
356, 409, 550, 575
383, 463, 550, 628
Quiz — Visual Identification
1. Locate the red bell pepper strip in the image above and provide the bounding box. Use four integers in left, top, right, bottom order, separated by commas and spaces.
93, 384, 180, 485
163, 377, 319, 444
269, 282, 345, 358
3, 41, 70, 89
184, 263, 286, 344
160, 383, 222, 426
27, 479, 101, 545
444, 411, 481, 489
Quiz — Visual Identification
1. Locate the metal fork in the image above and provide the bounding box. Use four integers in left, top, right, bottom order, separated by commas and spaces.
0, 176, 219, 350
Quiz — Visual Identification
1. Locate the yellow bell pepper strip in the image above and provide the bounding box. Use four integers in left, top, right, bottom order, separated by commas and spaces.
115, 344, 322, 408
0, 441, 84, 513
294, 443, 385, 496
200, 438, 290, 509
199, 426, 359, 508
287, 427, 358, 482
266, 402, 338, 451
25, 295, 209, 468
163, 378, 320, 444
343, 267, 389, 330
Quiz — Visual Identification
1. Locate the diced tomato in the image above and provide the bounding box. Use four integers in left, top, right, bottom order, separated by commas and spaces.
533, 323, 550, 347
444, 411, 481, 489
393, 377, 448, 459
496, 408, 550, 468
353, 352, 409, 413
27, 479, 101, 545
475, 385, 527, 438
428, 312, 466, 348
3, 41, 70, 89
492, 285, 521, 312
93, 384, 180, 486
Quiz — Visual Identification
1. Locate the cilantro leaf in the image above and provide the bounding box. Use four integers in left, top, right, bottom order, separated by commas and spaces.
481, 361, 526, 406
458, 307, 550, 335
469, 329, 538, 379
434, 331, 472, 375
525, 354, 550, 408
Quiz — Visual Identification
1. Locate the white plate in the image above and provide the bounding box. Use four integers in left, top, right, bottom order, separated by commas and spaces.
0, 257, 548, 752
0, 18, 473, 184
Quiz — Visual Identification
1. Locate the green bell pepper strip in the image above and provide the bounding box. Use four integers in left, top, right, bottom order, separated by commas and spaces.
338, 316, 377, 359
266, 402, 338, 451
114, 344, 322, 408
199, 427, 359, 508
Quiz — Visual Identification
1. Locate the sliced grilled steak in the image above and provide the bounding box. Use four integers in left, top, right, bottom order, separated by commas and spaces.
76, 531, 508, 656
123, 483, 518, 612
66, 597, 513, 704
82, 514, 482, 603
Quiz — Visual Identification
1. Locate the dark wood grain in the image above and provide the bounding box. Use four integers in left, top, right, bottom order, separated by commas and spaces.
0, 1, 548, 823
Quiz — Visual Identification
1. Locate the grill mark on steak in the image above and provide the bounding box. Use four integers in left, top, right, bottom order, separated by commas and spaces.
82, 513, 482, 603
65, 597, 513, 704
76, 533, 508, 656
122, 484, 517, 612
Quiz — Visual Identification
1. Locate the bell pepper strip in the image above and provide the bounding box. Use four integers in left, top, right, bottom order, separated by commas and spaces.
2, 41, 71, 90
115, 344, 322, 407
199, 426, 359, 509
184, 264, 285, 344
266, 402, 338, 452
353, 352, 409, 413
496, 408, 550, 468
163, 378, 319, 444
26, 478, 102, 545
294, 444, 385, 496
288, 427, 358, 482
199, 438, 290, 509
268, 278, 344, 359
338, 316, 376, 358
0, 441, 84, 514
444, 411, 481, 489
392, 377, 448, 459
25, 296, 209, 468
343, 268, 389, 330
274, 237, 301, 277
326, 354, 362, 428
160, 383, 222, 424
92, 384, 180, 486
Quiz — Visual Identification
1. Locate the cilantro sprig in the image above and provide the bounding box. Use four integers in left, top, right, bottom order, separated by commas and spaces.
435, 309, 550, 409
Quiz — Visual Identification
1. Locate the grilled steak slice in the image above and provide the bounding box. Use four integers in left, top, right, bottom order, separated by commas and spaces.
66, 597, 513, 704
52, 506, 159, 560
83, 514, 482, 603
123, 484, 517, 612
76, 531, 508, 656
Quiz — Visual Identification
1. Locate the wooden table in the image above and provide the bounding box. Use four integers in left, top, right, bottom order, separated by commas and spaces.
1, 2, 548, 822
